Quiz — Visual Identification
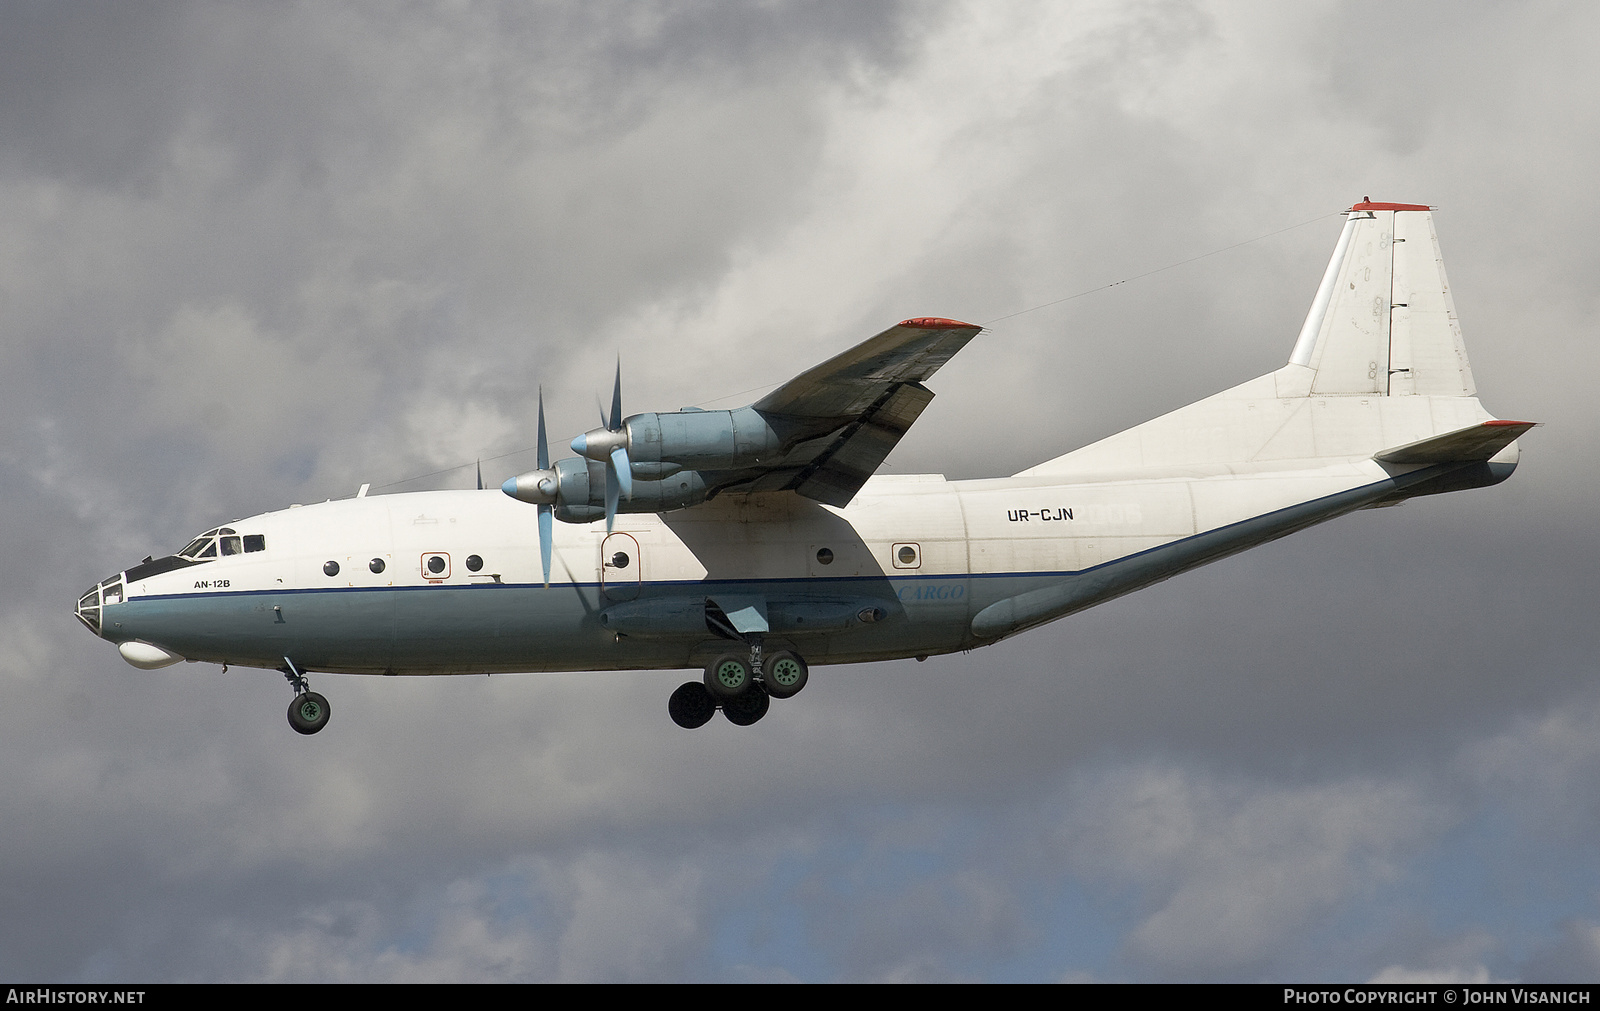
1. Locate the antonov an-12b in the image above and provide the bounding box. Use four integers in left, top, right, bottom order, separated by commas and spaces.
77, 202, 1531, 734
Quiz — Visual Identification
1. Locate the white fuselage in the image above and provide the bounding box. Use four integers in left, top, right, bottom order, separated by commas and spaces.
87, 372, 1510, 677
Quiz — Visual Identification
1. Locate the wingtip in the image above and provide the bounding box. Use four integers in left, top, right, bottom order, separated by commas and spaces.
899, 317, 979, 329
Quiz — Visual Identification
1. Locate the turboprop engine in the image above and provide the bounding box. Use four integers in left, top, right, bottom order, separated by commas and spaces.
506, 365, 796, 534
572, 406, 787, 478
507, 406, 786, 523
502, 456, 711, 523
500, 366, 810, 581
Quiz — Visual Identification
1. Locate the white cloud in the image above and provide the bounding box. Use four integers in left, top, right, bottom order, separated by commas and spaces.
1370, 964, 1493, 984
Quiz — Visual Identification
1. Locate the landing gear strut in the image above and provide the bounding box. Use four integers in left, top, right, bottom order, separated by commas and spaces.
281, 656, 331, 736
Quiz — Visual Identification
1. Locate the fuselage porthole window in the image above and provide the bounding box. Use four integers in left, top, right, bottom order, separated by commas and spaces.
465, 555, 483, 572
324, 560, 340, 577
370, 557, 385, 574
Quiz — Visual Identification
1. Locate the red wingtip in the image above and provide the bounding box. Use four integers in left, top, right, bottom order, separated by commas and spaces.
900, 317, 978, 329
1350, 200, 1432, 212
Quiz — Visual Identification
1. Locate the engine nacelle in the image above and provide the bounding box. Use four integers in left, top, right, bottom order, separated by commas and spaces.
507, 456, 714, 523
533, 458, 712, 524
585, 406, 788, 474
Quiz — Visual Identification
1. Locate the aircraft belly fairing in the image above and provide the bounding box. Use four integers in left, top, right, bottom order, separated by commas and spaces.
77, 202, 1532, 733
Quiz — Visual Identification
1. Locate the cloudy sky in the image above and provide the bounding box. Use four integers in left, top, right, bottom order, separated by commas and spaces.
5, 0, 1599, 982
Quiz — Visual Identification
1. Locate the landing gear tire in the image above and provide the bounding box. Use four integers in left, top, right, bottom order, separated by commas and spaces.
668, 681, 717, 729
722, 682, 770, 726
288, 691, 331, 735
704, 654, 753, 699
762, 650, 809, 699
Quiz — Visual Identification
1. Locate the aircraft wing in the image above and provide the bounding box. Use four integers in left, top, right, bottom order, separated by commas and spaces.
753, 317, 982, 419
721, 318, 981, 506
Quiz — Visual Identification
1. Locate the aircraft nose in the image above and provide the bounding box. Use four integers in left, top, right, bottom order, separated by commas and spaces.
75, 572, 126, 638
75, 582, 104, 636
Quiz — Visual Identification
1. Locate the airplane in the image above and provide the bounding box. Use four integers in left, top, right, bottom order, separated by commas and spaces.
76, 201, 1532, 735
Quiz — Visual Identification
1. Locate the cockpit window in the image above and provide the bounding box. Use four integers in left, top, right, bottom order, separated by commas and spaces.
178, 528, 263, 559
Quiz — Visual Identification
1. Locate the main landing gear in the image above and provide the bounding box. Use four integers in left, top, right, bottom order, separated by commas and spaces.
668, 644, 809, 729
281, 657, 330, 736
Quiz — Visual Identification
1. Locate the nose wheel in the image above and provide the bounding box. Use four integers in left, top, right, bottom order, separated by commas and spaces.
288, 692, 331, 735
280, 656, 331, 736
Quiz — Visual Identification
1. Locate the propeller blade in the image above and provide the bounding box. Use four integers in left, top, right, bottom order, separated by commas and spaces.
604, 457, 621, 533
610, 445, 633, 501
537, 388, 549, 471
537, 389, 553, 585
476, 459, 484, 491
609, 359, 623, 432
538, 503, 553, 587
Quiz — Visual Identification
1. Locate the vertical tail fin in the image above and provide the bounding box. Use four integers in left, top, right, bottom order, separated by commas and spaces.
1020, 201, 1506, 478
1286, 201, 1475, 397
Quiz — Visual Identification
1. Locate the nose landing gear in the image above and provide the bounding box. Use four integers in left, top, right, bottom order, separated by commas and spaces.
280, 657, 331, 736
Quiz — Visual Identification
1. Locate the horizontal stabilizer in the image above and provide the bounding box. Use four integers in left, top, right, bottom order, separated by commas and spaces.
1375, 420, 1535, 465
